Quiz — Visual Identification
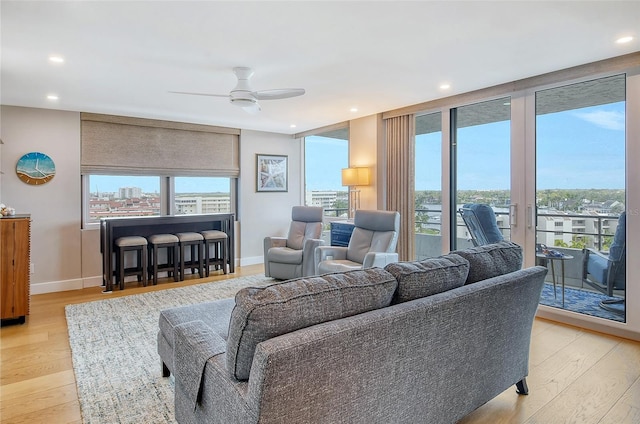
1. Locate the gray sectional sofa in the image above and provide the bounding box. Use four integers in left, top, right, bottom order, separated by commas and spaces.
158, 241, 547, 424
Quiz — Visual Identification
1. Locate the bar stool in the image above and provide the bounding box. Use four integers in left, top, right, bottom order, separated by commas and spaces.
147, 234, 179, 286
200, 230, 228, 276
114, 236, 148, 290
175, 232, 204, 281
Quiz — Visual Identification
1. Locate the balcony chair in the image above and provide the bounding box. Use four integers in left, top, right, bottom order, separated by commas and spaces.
459, 203, 504, 246
582, 212, 626, 315
315, 209, 400, 274
264, 206, 325, 280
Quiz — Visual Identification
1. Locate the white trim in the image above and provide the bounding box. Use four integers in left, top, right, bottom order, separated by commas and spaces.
31, 276, 104, 294
240, 255, 263, 267
536, 306, 639, 342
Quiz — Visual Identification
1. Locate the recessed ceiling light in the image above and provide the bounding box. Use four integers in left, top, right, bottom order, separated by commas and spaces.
49, 55, 64, 63
616, 36, 634, 44
290, 124, 297, 128
47, 94, 59, 100
439, 83, 451, 90
350, 107, 358, 113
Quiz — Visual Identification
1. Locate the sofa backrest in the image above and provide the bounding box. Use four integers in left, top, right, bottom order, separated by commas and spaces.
245, 265, 547, 423
384, 253, 469, 303
452, 240, 522, 284
226, 267, 397, 380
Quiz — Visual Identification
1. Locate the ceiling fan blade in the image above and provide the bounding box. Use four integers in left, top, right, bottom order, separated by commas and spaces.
253, 88, 305, 100
168, 91, 229, 98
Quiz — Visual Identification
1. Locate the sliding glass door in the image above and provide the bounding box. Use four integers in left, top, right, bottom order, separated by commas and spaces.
452, 97, 512, 249
535, 74, 626, 322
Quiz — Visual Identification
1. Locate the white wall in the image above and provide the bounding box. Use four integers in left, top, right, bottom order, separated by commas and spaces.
1, 106, 83, 293
238, 129, 303, 266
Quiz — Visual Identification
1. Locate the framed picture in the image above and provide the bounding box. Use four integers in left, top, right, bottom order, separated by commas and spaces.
256, 154, 288, 192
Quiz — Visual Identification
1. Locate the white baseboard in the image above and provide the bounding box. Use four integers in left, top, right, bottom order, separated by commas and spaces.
240, 256, 263, 267
30, 276, 104, 294
31, 278, 84, 294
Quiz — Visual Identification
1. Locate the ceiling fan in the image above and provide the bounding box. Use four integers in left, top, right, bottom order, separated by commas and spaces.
170, 67, 305, 113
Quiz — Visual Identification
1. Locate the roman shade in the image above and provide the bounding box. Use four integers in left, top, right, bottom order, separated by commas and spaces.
81, 113, 240, 177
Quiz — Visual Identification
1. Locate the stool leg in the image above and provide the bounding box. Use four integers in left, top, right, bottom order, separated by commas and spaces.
153, 245, 159, 285
173, 244, 179, 282
198, 242, 204, 278
204, 241, 211, 277
142, 246, 148, 287
136, 248, 143, 282
222, 240, 228, 274
214, 242, 220, 271
179, 244, 185, 281
119, 249, 126, 290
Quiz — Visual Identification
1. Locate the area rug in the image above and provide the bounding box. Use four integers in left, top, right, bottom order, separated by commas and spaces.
65, 274, 274, 424
539, 282, 625, 322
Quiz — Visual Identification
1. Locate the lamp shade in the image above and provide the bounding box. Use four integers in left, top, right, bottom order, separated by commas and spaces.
341, 167, 370, 186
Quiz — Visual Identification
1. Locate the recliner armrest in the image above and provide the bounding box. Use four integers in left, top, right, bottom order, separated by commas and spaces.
264, 236, 287, 250
302, 238, 325, 276
314, 245, 348, 274
362, 252, 399, 268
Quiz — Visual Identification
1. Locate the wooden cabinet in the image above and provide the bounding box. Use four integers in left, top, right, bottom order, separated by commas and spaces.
1, 215, 31, 323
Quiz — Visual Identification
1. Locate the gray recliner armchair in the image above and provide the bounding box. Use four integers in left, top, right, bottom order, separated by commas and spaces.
315, 209, 400, 275
264, 206, 324, 280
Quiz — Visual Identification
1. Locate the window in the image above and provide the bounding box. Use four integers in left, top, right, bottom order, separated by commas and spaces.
83, 175, 235, 226
304, 127, 349, 218
85, 175, 161, 223
415, 112, 442, 260
174, 177, 232, 215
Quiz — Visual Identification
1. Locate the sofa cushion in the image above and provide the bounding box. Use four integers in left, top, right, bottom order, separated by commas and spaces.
267, 246, 303, 265
226, 267, 398, 380
452, 241, 523, 284
384, 253, 469, 303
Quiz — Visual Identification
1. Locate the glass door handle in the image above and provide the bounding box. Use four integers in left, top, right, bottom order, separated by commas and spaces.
509, 204, 517, 227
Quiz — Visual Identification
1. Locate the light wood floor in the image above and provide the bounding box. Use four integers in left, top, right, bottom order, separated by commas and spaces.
1, 265, 639, 424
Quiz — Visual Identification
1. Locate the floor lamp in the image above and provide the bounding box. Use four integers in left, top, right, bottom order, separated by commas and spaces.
342, 167, 370, 219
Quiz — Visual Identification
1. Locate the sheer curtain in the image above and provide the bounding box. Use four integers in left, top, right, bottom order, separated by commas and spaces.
385, 114, 415, 261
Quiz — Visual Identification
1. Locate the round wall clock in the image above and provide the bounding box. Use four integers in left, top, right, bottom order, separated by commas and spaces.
16, 152, 56, 185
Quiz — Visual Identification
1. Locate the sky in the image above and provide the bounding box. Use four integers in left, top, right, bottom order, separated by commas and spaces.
91, 101, 625, 194
415, 101, 626, 191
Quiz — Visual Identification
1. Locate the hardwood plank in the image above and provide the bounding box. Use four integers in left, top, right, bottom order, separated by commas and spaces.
600, 376, 640, 424
528, 320, 586, 367
1, 370, 76, 402
527, 339, 640, 423
460, 328, 620, 424
1, 356, 73, 386
0, 400, 81, 424
0, 331, 49, 349
1, 383, 78, 420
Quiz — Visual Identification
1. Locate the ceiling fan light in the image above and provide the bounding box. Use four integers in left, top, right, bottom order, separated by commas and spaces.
230, 97, 258, 108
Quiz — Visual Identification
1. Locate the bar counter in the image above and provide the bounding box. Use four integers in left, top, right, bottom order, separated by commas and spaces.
100, 213, 235, 292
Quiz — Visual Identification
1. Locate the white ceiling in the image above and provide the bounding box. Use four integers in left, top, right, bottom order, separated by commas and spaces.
2, 1, 638, 135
